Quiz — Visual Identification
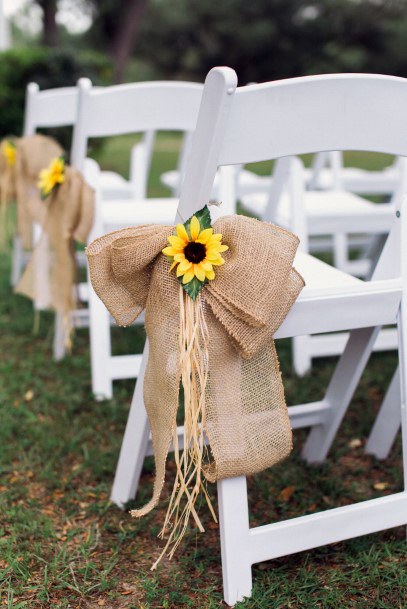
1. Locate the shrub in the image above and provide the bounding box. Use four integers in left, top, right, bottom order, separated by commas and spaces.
0, 47, 113, 143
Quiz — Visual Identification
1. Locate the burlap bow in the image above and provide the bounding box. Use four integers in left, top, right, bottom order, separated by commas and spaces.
87, 214, 304, 516
16, 165, 94, 338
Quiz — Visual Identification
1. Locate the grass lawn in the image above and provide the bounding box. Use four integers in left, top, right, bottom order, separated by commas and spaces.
0, 137, 406, 608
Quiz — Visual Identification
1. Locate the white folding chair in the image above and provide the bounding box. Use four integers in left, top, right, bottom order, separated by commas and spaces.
239, 155, 399, 375
68, 78, 205, 399
11, 81, 150, 288
110, 68, 407, 605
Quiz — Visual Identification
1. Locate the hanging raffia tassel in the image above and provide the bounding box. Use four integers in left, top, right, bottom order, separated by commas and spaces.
86, 208, 304, 566
146, 288, 218, 568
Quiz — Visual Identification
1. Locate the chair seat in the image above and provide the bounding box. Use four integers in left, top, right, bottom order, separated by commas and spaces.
101, 197, 179, 228
276, 251, 401, 339
161, 168, 270, 197
313, 166, 398, 195
241, 189, 396, 234
161, 169, 183, 191
162, 169, 221, 199
100, 171, 133, 199
294, 250, 362, 291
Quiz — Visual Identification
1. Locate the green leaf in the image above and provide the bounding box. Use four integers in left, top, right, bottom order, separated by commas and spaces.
179, 275, 206, 301
183, 204, 211, 237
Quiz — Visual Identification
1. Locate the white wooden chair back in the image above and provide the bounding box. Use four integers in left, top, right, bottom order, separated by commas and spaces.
71, 79, 204, 172
23, 82, 79, 136
178, 70, 407, 278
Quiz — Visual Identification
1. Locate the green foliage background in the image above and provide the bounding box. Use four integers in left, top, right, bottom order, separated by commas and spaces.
0, 47, 112, 141
135, 0, 407, 83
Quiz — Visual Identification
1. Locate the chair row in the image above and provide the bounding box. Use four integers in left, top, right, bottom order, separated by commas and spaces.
12, 69, 407, 605
16, 77, 402, 392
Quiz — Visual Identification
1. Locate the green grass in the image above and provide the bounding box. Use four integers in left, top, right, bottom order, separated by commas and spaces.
0, 138, 406, 608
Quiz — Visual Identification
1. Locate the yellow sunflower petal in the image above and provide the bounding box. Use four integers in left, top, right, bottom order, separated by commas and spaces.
182, 270, 195, 284
200, 259, 213, 272
168, 235, 187, 249
176, 223, 190, 243
174, 253, 186, 262
216, 244, 229, 253
211, 256, 225, 266
195, 227, 214, 244
206, 244, 226, 257
194, 263, 206, 282
177, 259, 192, 275
205, 269, 215, 281
162, 246, 178, 256
211, 233, 223, 241
190, 216, 200, 241
205, 252, 222, 262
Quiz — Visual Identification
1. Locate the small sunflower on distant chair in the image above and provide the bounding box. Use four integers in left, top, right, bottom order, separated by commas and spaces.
2, 140, 16, 167
38, 157, 65, 199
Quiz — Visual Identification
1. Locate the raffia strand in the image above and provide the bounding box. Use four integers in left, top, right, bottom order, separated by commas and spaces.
150, 287, 217, 569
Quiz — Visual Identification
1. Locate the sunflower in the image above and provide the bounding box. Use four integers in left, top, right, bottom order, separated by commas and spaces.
38, 157, 65, 198
163, 215, 228, 284
3, 140, 16, 167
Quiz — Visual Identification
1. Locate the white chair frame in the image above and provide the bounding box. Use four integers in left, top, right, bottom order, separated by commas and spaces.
249, 155, 399, 376
11, 81, 149, 289
109, 68, 407, 605
71, 78, 204, 399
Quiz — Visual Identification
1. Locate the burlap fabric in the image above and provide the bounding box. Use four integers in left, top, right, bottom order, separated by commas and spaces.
15, 135, 64, 248
16, 166, 94, 319
87, 214, 304, 516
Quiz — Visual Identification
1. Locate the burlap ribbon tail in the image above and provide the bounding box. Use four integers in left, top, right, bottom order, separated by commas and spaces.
16, 165, 94, 346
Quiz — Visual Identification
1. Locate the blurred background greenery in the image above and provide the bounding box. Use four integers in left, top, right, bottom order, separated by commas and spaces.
0, 0, 406, 139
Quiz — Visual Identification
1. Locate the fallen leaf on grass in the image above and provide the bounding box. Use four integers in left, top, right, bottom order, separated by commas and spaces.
278, 486, 295, 501
373, 482, 390, 491
24, 389, 34, 402
348, 438, 362, 449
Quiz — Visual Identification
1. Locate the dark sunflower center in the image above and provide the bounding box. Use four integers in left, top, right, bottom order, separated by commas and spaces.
184, 241, 206, 263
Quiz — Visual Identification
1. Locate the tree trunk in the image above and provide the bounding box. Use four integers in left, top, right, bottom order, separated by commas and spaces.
40, 0, 58, 47
111, 0, 150, 82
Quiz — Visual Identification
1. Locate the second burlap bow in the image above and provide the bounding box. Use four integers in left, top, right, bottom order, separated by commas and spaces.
87, 213, 304, 561
16, 165, 94, 344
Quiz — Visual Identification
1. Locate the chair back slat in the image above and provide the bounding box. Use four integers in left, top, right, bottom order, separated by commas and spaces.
218, 74, 407, 165
23, 83, 79, 135
71, 79, 204, 171
177, 67, 407, 281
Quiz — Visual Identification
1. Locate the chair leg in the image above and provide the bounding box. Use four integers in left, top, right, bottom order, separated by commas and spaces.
218, 476, 252, 606
53, 312, 67, 361
110, 341, 150, 508
333, 232, 348, 272
302, 326, 380, 463
89, 281, 113, 400
293, 335, 312, 376
10, 236, 23, 287
396, 304, 407, 496
365, 367, 401, 459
